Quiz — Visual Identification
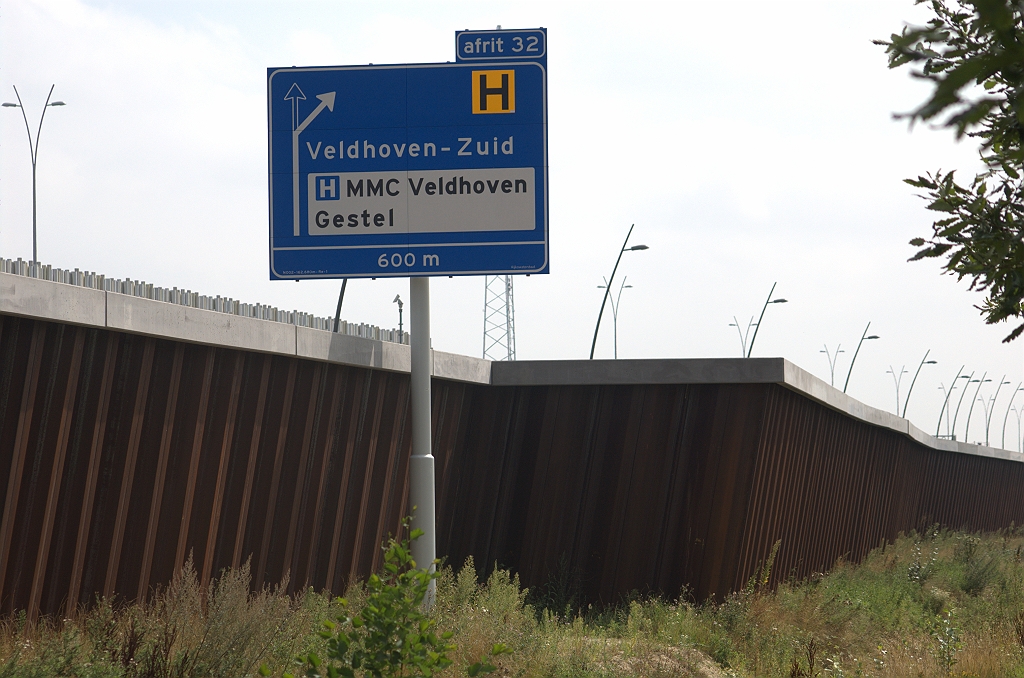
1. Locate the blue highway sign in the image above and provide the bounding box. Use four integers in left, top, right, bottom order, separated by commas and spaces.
267, 55, 548, 279
456, 28, 546, 63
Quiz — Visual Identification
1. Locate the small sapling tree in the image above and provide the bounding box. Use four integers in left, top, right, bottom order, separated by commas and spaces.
264, 517, 508, 678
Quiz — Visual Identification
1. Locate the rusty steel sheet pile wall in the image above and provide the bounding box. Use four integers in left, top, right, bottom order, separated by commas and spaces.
5, 311, 1024, 616
438, 382, 773, 604
735, 386, 1024, 596
440, 382, 1024, 603
0, 315, 472, 620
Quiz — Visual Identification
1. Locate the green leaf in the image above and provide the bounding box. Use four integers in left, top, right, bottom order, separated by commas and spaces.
259, 664, 272, 677
296, 514, 451, 678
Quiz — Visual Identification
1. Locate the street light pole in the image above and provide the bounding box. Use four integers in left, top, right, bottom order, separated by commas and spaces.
333, 279, 348, 332
936, 365, 964, 437
886, 365, 909, 415
963, 372, 991, 444
901, 350, 937, 418
745, 282, 787, 358
1001, 383, 1023, 450
729, 317, 755, 358
984, 376, 1010, 446
843, 322, 880, 393
597, 276, 632, 359
589, 224, 647, 359
951, 372, 975, 441
820, 344, 844, 386
937, 384, 956, 438
978, 397, 992, 445
3, 85, 65, 264
1012, 405, 1024, 452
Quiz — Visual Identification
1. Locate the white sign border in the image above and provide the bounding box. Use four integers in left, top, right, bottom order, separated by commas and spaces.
267, 61, 548, 279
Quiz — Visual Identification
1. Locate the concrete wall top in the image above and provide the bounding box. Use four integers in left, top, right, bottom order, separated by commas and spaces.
0, 271, 106, 328
0, 271, 490, 384
781, 359, 1019, 462
2, 270, 1018, 460
491, 355, 1020, 463
108, 293, 297, 356
490, 357, 787, 386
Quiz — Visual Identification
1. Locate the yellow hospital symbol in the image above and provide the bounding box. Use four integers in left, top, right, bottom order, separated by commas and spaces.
472, 70, 515, 114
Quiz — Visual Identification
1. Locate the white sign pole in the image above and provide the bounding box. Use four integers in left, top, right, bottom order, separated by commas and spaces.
409, 276, 436, 607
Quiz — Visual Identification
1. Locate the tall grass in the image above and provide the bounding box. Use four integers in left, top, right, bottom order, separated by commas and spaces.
0, 557, 343, 678
5, 528, 1024, 676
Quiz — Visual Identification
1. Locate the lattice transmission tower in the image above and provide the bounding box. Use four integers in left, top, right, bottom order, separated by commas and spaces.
483, 275, 516, 361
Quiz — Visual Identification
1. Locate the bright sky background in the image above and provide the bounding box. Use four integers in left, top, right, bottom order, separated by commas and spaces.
3, 0, 1022, 447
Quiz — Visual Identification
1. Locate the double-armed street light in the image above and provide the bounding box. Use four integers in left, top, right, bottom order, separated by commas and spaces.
590, 224, 648, 359
597, 276, 633, 359
3, 85, 66, 264
978, 397, 995, 446
980, 376, 1011, 447
729, 317, 756, 358
936, 367, 965, 438
937, 382, 959, 439
820, 344, 845, 387
976, 379, 1010, 447
1010, 405, 1024, 453
901, 350, 937, 418
886, 365, 909, 415
950, 372, 976, 441
843, 322, 880, 393
963, 373, 993, 444
729, 283, 787, 359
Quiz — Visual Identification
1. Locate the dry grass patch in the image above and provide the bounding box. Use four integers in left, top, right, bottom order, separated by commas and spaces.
4, 528, 1024, 676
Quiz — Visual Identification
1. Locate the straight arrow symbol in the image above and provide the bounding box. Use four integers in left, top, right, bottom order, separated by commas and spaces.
292, 92, 337, 237
284, 83, 306, 131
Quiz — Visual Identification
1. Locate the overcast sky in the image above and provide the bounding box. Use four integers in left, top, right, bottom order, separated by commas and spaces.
3, 0, 1022, 447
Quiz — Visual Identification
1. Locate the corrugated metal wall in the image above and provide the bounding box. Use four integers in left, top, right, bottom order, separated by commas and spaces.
0, 315, 472, 620
442, 383, 1024, 603
4, 312, 1024, 618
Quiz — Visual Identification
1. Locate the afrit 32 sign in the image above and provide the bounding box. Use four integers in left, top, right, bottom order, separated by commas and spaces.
267, 28, 547, 279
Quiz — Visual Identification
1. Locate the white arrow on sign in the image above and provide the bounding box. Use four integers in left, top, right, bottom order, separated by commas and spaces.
284, 83, 306, 131
292, 92, 336, 236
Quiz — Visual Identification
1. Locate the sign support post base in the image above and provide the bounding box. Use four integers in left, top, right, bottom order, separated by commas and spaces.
409, 276, 436, 608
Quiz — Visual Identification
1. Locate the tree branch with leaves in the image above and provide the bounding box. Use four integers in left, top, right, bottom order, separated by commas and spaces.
878, 0, 1024, 341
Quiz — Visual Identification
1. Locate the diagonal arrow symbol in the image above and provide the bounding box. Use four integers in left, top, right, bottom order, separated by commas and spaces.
297, 92, 335, 132
292, 92, 336, 236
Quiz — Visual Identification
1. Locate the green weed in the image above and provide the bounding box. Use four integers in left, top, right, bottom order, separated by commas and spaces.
5, 528, 1024, 676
